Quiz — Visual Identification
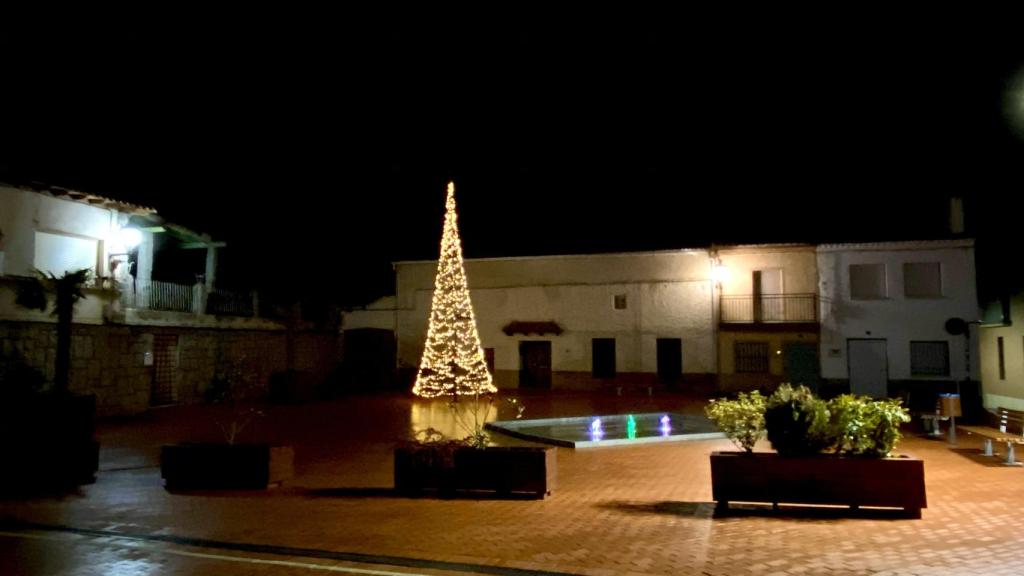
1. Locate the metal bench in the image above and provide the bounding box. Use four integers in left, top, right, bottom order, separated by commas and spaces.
958, 407, 1024, 466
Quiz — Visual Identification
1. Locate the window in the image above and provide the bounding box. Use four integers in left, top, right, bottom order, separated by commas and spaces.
910, 341, 949, 376
734, 342, 770, 373
904, 262, 942, 298
849, 264, 886, 299
592, 338, 616, 378
998, 337, 1005, 380
613, 294, 627, 310
33, 231, 98, 278
484, 348, 495, 376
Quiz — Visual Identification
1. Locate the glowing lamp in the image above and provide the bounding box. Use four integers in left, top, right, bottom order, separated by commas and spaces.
119, 227, 143, 249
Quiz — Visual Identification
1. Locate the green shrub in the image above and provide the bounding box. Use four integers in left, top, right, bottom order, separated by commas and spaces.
827, 394, 874, 455
827, 395, 911, 457
865, 398, 911, 457
704, 391, 766, 453
708, 384, 911, 458
764, 384, 831, 457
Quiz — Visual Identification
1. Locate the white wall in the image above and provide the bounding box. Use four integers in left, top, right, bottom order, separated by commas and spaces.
817, 240, 979, 381
0, 278, 114, 325
393, 250, 715, 379
979, 294, 1024, 411
0, 185, 128, 280
342, 296, 397, 331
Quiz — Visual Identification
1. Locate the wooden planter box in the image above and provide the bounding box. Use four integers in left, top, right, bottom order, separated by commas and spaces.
161, 444, 294, 490
0, 394, 99, 490
710, 451, 927, 518
394, 445, 556, 499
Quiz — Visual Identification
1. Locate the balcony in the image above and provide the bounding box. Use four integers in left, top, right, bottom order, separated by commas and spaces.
122, 279, 257, 317
719, 293, 819, 331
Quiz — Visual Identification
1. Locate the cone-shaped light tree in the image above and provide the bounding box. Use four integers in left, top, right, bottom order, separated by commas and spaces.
412, 182, 496, 398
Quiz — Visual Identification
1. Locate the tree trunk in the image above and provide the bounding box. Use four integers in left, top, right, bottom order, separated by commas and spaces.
54, 291, 73, 394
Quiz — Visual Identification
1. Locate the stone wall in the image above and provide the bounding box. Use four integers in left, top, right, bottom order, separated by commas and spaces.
0, 321, 341, 416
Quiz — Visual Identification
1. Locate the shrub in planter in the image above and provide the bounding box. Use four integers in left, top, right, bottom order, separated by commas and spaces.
709, 386, 923, 516
827, 395, 911, 457
764, 384, 831, 457
704, 391, 766, 453
161, 359, 293, 490
394, 395, 552, 498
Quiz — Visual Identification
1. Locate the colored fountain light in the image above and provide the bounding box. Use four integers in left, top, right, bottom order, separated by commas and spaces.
486, 412, 724, 448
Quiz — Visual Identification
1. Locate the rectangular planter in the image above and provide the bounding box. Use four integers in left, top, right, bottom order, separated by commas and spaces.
161, 444, 294, 490
710, 451, 927, 518
0, 394, 99, 490
394, 445, 556, 499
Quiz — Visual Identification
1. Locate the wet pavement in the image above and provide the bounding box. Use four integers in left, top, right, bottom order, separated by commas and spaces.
2, 391, 1024, 575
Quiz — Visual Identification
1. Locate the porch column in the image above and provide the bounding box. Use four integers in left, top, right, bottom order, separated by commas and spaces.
205, 245, 218, 290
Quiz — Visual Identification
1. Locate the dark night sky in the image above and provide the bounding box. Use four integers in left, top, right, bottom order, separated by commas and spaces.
2, 12, 1022, 305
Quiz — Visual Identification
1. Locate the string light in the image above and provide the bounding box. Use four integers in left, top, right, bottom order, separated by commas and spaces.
412, 182, 496, 398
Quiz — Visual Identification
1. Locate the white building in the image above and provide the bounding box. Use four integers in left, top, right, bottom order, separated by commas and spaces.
817, 240, 979, 404
388, 250, 717, 391
0, 182, 323, 415
0, 182, 156, 324
345, 239, 981, 402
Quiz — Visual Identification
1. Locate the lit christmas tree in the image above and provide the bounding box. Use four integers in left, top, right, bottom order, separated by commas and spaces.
412, 182, 496, 398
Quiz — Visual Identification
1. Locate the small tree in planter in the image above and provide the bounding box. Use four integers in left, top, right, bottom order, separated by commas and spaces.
204, 360, 264, 445
161, 359, 293, 490
704, 391, 766, 453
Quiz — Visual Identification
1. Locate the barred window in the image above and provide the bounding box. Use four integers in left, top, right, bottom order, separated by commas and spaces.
910, 341, 949, 376
735, 342, 770, 373
613, 294, 627, 310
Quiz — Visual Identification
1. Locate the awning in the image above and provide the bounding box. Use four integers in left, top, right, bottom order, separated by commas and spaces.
502, 321, 564, 336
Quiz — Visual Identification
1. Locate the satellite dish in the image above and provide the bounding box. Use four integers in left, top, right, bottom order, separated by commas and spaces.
945, 317, 968, 335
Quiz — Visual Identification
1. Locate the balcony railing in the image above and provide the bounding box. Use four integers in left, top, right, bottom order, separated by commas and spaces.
123, 280, 257, 317
206, 289, 255, 317
130, 279, 195, 313
720, 293, 818, 324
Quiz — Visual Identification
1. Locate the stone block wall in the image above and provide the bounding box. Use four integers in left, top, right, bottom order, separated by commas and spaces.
0, 322, 340, 416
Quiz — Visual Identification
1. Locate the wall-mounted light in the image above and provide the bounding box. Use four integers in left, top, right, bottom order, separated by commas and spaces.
712, 263, 730, 286
119, 227, 142, 249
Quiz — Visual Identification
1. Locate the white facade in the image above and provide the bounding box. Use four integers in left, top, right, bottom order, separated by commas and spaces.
392, 250, 715, 389
0, 184, 155, 324
817, 240, 979, 386
979, 294, 1024, 411
0, 184, 148, 280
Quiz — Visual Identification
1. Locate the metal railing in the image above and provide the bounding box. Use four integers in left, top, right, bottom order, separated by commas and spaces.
720, 293, 818, 324
206, 289, 255, 317
123, 280, 256, 317
127, 279, 195, 313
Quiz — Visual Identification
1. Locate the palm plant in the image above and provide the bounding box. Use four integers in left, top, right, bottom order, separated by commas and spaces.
15, 268, 92, 394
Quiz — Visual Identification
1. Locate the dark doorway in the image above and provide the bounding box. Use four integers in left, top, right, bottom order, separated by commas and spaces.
592, 338, 616, 379
150, 334, 178, 406
657, 338, 682, 384
783, 342, 820, 390
342, 329, 397, 391
519, 341, 552, 388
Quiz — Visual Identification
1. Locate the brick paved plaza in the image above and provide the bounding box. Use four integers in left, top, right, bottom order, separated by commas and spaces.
2, 392, 1023, 575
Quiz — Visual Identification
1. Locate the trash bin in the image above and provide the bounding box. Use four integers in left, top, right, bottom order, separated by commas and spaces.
939, 394, 962, 417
